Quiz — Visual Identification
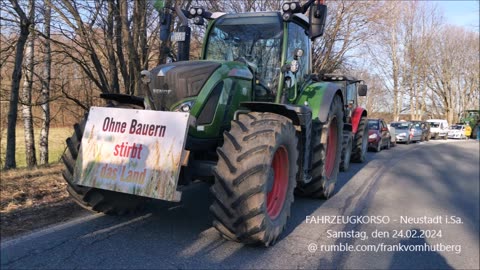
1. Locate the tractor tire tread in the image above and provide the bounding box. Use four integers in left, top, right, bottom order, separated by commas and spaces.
211, 112, 299, 246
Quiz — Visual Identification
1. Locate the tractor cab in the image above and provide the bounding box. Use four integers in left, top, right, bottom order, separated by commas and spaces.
319, 74, 367, 119
202, 12, 312, 103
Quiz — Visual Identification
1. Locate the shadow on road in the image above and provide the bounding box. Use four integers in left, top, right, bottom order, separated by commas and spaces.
389, 228, 454, 269
388, 142, 479, 236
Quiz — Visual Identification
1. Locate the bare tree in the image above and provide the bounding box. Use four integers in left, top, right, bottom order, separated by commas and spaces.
313, 0, 383, 73
428, 25, 480, 124
4, 0, 35, 169
20, 2, 37, 168
365, 1, 403, 121
39, 0, 52, 165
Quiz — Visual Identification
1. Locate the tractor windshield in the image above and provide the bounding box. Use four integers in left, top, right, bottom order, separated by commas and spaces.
205, 14, 283, 91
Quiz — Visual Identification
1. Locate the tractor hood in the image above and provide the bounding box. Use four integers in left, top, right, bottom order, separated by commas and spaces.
148, 61, 222, 110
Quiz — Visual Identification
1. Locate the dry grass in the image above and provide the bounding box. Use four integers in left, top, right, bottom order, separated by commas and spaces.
0, 163, 89, 238
0, 126, 72, 168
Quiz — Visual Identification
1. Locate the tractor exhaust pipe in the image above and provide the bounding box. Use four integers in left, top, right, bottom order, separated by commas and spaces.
175, 5, 191, 61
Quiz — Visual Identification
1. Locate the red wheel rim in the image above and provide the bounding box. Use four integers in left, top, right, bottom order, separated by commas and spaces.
267, 146, 289, 219
325, 118, 338, 179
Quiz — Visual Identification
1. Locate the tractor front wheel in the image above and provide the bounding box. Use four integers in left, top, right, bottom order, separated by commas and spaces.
62, 103, 147, 215
210, 112, 298, 246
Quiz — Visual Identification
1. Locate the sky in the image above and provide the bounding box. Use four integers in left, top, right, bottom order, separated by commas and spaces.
434, 0, 479, 30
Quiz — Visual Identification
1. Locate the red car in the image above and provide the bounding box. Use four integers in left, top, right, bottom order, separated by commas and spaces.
367, 118, 392, 152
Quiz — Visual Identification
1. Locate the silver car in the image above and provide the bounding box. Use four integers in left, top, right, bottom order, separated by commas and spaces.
390, 121, 422, 144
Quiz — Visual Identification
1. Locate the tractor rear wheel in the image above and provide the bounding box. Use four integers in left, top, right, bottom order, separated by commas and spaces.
295, 95, 344, 199
210, 112, 298, 246
62, 103, 147, 215
340, 132, 352, 172
351, 116, 368, 163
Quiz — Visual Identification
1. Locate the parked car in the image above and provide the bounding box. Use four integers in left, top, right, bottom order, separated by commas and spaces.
367, 118, 392, 152
448, 124, 466, 139
411, 120, 430, 141
427, 119, 449, 140
390, 121, 422, 144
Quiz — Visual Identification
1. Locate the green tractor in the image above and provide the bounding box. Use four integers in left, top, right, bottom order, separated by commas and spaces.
63, 0, 351, 246
460, 110, 480, 139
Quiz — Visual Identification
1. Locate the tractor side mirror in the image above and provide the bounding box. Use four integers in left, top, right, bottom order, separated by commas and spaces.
358, 84, 368, 96
309, 3, 327, 40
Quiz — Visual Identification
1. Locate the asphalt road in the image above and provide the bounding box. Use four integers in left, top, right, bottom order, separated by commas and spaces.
2, 140, 479, 269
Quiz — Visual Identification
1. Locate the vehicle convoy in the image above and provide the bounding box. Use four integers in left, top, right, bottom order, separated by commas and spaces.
367, 118, 391, 152
318, 74, 368, 171
460, 110, 480, 139
61, 1, 360, 246
427, 119, 449, 140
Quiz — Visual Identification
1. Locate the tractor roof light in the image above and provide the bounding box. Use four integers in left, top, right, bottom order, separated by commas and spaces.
282, 2, 302, 13
193, 16, 204, 25
282, 1, 302, 21
188, 7, 204, 18
187, 7, 206, 25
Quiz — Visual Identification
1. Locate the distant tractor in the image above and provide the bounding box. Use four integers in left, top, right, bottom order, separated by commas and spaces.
62, 0, 353, 246
318, 74, 368, 171
460, 110, 480, 139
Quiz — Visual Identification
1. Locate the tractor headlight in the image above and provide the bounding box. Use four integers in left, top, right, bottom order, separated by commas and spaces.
282, 3, 290, 11
173, 100, 195, 113
290, 3, 297, 10
189, 8, 196, 16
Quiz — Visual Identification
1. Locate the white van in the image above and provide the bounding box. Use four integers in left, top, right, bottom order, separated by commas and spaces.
427, 119, 449, 139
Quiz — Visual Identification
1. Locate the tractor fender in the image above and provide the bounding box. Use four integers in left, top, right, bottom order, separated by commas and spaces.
295, 81, 343, 124
239, 102, 311, 126
100, 93, 145, 108
351, 107, 367, 134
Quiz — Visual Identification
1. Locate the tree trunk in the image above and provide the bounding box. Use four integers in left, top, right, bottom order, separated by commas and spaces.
106, 0, 119, 93
21, 9, 37, 168
120, 0, 138, 95
114, 0, 130, 94
4, 0, 33, 170
39, 0, 51, 165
